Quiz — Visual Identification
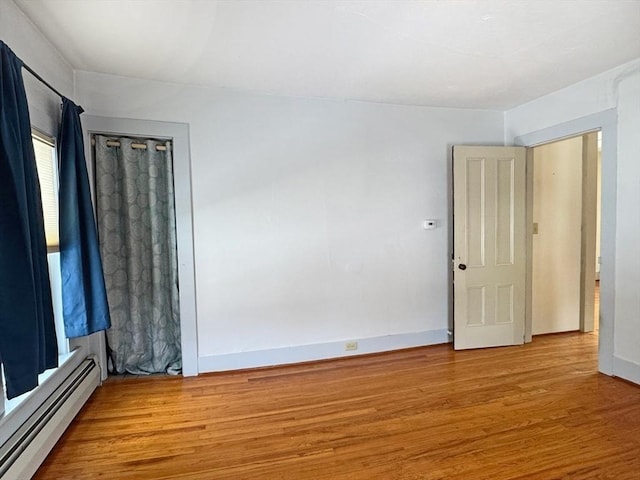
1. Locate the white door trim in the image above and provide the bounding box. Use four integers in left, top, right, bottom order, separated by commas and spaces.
81, 115, 199, 377
514, 109, 617, 376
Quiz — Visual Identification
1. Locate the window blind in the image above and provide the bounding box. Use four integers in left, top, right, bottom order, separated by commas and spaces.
32, 133, 59, 249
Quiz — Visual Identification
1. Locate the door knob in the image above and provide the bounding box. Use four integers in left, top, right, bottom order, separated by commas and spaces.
458, 264, 467, 270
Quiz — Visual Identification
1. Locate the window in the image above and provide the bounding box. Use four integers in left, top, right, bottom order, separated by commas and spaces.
32, 130, 68, 358
32, 130, 59, 251
1, 132, 69, 413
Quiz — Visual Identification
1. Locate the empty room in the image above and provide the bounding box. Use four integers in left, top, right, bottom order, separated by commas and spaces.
1, 1, 639, 479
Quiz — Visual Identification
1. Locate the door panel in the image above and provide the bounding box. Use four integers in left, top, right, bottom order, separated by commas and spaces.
453, 146, 526, 350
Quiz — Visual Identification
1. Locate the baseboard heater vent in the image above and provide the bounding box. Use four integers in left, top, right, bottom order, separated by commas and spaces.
0, 358, 100, 479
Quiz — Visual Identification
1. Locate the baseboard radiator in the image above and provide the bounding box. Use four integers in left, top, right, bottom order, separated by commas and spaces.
0, 358, 100, 479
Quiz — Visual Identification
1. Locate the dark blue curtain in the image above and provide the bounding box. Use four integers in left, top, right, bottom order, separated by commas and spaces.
0, 41, 58, 399
58, 98, 111, 338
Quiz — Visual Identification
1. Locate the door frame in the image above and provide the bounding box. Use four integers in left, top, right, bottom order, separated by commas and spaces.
80, 115, 199, 378
515, 109, 617, 375
579, 132, 599, 333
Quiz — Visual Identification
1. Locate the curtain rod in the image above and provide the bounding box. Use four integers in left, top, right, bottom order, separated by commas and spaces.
22, 62, 66, 100
107, 140, 168, 151
90, 137, 169, 151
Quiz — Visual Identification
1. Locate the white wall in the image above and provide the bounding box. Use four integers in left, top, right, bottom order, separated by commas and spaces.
0, 0, 73, 135
614, 73, 640, 378
504, 61, 634, 141
1, 0, 73, 411
75, 71, 504, 370
506, 58, 640, 384
5, 0, 636, 383
2, 0, 108, 387
1, 1, 71, 350
0, 0, 74, 422
532, 137, 583, 334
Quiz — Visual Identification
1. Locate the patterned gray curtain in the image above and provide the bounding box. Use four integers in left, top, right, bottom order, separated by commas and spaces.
94, 135, 181, 375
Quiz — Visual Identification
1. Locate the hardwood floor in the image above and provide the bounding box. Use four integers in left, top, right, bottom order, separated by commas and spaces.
35, 332, 640, 479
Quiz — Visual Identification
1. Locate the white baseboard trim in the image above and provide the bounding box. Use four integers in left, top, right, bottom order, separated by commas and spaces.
612, 355, 640, 385
198, 329, 449, 374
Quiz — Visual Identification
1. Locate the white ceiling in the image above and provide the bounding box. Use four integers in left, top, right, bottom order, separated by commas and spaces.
15, 0, 640, 109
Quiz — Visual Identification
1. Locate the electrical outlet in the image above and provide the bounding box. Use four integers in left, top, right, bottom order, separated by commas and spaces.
345, 341, 358, 351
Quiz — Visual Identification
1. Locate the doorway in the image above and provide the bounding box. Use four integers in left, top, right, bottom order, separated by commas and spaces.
530, 132, 600, 336
82, 115, 198, 377
514, 110, 615, 374
451, 132, 602, 351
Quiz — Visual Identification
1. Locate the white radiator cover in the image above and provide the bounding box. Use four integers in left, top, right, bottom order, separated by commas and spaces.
0, 358, 100, 479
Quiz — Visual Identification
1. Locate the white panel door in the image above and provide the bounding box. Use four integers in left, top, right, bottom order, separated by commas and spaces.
453, 146, 526, 349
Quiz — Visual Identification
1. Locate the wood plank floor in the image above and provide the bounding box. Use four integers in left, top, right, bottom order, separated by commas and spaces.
35, 332, 640, 480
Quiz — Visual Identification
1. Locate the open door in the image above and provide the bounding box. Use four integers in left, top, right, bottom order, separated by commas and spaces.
453, 146, 526, 349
